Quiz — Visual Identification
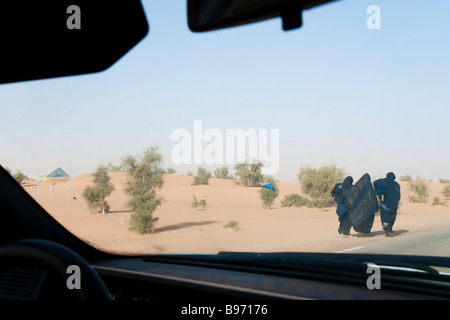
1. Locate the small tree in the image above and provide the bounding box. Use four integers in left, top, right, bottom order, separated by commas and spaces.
121, 146, 165, 234
82, 165, 115, 214
297, 164, 344, 207
193, 167, 212, 185
259, 176, 279, 209
234, 161, 263, 187
13, 170, 28, 184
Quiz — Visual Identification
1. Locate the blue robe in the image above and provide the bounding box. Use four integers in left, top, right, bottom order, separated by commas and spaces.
331, 176, 353, 235
373, 172, 401, 233
345, 173, 379, 234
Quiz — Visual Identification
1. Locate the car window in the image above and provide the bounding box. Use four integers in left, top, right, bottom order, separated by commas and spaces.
1, 0, 450, 257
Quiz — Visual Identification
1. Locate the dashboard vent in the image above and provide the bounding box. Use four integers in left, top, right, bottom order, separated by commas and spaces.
0, 268, 45, 299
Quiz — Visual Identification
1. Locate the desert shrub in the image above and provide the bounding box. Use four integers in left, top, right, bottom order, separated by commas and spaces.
166, 168, 176, 174
186, 171, 194, 176
192, 195, 207, 210
234, 161, 263, 187
258, 176, 279, 209
193, 167, 212, 185
408, 180, 429, 203
439, 178, 450, 184
13, 170, 28, 184
432, 197, 446, 206
408, 196, 426, 203
280, 193, 312, 208
442, 185, 450, 199
224, 220, 240, 231
82, 165, 115, 214
297, 164, 345, 208
213, 166, 233, 179
106, 162, 123, 172
400, 175, 412, 182
121, 146, 165, 234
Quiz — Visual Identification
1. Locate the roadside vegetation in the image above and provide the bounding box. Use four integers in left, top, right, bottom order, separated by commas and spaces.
121, 146, 165, 234
234, 161, 263, 187
281, 193, 312, 208
213, 166, 234, 180
193, 167, 212, 186
224, 220, 240, 232
442, 184, 450, 199
432, 197, 447, 206
408, 180, 429, 203
297, 164, 345, 208
82, 165, 115, 214
259, 176, 279, 209
191, 195, 207, 210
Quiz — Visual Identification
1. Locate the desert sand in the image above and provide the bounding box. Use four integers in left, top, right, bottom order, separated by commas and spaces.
22, 173, 450, 255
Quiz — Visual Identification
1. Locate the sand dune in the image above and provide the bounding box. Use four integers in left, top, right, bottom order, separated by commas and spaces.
22, 174, 450, 255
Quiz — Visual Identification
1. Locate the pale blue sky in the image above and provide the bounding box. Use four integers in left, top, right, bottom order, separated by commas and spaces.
1, 0, 450, 182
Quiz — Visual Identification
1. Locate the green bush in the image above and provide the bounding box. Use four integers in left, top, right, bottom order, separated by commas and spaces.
213, 166, 234, 179
234, 161, 263, 187
193, 167, 212, 185
106, 162, 123, 172
121, 146, 165, 234
408, 180, 429, 203
297, 164, 345, 208
224, 220, 240, 231
439, 178, 450, 184
82, 165, 115, 214
432, 197, 446, 206
442, 184, 450, 199
408, 196, 427, 203
13, 170, 28, 184
258, 176, 279, 209
192, 195, 207, 210
280, 193, 311, 208
400, 175, 412, 182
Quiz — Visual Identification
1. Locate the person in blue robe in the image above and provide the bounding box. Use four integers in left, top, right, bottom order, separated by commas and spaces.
345, 173, 379, 236
331, 176, 354, 236
373, 172, 401, 237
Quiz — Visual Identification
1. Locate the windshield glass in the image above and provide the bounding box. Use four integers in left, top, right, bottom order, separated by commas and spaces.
2, 0, 450, 257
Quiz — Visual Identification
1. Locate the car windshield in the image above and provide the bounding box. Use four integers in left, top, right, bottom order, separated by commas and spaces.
2, 0, 450, 258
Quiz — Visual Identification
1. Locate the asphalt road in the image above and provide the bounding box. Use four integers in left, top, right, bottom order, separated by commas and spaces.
336, 224, 450, 257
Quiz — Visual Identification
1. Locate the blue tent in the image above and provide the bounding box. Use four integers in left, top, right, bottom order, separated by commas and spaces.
262, 183, 275, 190
44, 167, 69, 178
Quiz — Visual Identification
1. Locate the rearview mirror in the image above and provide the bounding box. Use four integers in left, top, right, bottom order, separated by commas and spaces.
188, 0, 337, 32
0, 1, 148, 84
